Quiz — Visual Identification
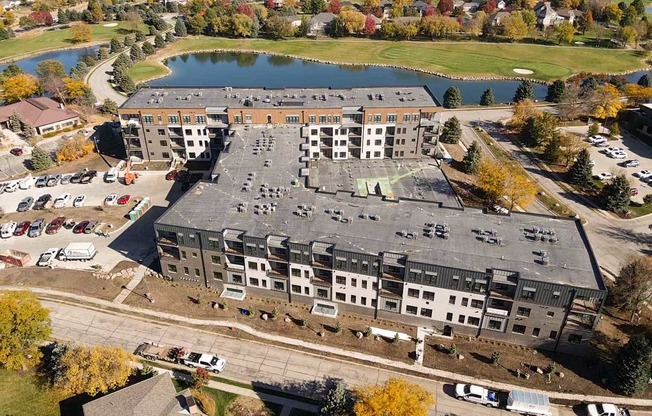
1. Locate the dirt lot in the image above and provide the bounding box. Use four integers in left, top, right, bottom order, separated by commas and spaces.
440, 143, 485, 208
124, 277, 416, 364
0, 267, 128, 301
42, 153, 121, 176
0, 201, 138, 229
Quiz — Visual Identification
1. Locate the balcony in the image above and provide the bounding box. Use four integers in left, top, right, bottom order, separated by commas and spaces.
485, 307, 510, 317
566, 313, 596, 330
168, 128, 183, 138
571, 298, 602, 314
225, 262, 245, 271
157, 235, 178, 246
320, 139, 333, 148
169, 140, 185, 149
379, 288, 402, 299
311, 275, 332, 287
207, 118, 228, 127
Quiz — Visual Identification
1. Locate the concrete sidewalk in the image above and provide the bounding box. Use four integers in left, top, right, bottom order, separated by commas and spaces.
9, 285, 652, 409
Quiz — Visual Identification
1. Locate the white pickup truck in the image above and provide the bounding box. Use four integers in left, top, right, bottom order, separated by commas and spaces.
178, 351, 226, 373
587, 403, 630, 416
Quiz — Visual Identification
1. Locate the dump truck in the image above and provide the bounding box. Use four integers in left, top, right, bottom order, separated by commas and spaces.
58, 242, 97, 262
0, 249, 31, 266
134, 342, 186, 362
506, 390, 552, 416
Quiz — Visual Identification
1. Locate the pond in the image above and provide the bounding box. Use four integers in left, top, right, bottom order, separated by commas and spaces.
0, 46, 100, 76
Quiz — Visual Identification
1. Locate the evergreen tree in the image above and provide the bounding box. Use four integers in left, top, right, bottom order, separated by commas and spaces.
97, 46, 109, 60
638, 74, 650, 87
31, 146, 53, 171
610, 122, 620, 138
175, 18, 188, 37
141, 41, 155, 56
588, 122, 600, 136
296, 16, 309, 37
567, 148, 593, 188
101, 98, 118, 114
320, 382, 354, 416
601, 174, 631, 212
546, 80, 565, 103
119, 74, 136, 94
83, 55, 96, 67
148, 25, 158, 36
611, 336, 652, 396
134, 30, 146, 42
462, 141, 482, 174
113, 53, 133, 69
440, 117, 462, 144
165, 31, 176, 43
480, 88, 494, 106
58, 9, 69, 24
123, 35, 135, 46
130, 44, 144, 61
514, 79, 535, 103
154, 33, 165, 48
543, 132, 562, 163
112, 65, 127, 83
8, 112, 22, 133
110, 37, 122, 54
329, 16, 347, 38
443, 86, 462, 109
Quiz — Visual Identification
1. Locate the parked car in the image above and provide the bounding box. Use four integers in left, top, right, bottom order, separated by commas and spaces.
83, 220, 99, 234
53, 193, 71, 209
0, 183, 6, 194
46, 174, 61, 187
35, 175, 48, 187
80, 170, 97, 184
33, 194, 52, 210
36, 248, 59, 267
60, 174, 72, 185
586, 403, 630, 416
117, 194, 131, 205
73, 194, 86, 207
9, 147, 23, 156
1, 221, 17, 239
63, 219, 76, 230
4, 181, 19, 193
624, 159, 640, 168
594, 140, 610, 147
454, 384, 499, 408
73, 220, 90, 234
19, 175, 36, 189
13, 221, 31, 236
28, 218, 46, 238
602, 146, 623, 154
165, 170, 179, 181
70, 172, 84, 183
634, 170, 652, 179
104, 193, 118, 205
46, 217, 66, 234
631, 187, 639, 197
17, 196, 34, 212
587, 135, 607, 144
608, 151, 627, 159
593, 172, 613, 181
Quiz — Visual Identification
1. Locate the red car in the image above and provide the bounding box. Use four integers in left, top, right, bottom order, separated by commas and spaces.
13, 221, 31, 236
631, 187, 639, 196
117, 195, 131, 205
10, 147, 23, 156
165, 170, 178, 181
73, 220, 90, 234
46, 216, 66, 234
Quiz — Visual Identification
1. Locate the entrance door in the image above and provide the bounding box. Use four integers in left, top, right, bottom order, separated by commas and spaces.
267, 115, 272, 124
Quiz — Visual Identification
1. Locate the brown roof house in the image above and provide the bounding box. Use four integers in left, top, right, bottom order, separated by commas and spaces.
0, 97, 80, 136
81, 373, 202, 416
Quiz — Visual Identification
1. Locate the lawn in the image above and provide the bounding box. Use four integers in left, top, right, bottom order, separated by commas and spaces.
129, 60, 170, 83
0, 369, 63, 416
0, 21, 144, 62
138, 37, 647, 82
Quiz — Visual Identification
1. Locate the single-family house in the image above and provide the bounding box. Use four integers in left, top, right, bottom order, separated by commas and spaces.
390, 16, 421, 24
556, 8, 583, 25
0, 0, 20, 10
497, 0, 506, 9
340, 1, 360, 9
380, 0, 393, 19
0, 97, 80, 136
462, 1, 479, 14
411, 0, 430, 15
453, 0, 465, 9
81, 373, 200, 416
285, 15, 303, 27
308, 12, 336, 36
366, 13, 382, 29
534, 1, 564, 28
491, 11, 511, 26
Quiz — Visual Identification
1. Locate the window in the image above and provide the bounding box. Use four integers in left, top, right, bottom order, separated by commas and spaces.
182, 116, 191, 123
319, 115, 326, 123
181, 251, 187, 260
458, 314, 466, 323
374, 114, 381, 123
547, 311, 555, 317
512, 324, 526, 334
487, 319, 502, 331
373, 152, 381, 157
213, 271, 223, 280
309, 116, 316, 124
351, 278, 357, 287
422, 291, 434, 301
188, 152, 196, 158
162, 151, 170, 159
568, 334, 582, 344
516, 307, 531, 317
403, 114, 410, 122
248, 261, 258, 270
461, 297, 468, 307
521, 287, 536, 300
143, 115, 154, 123
335, 292, 345, 302
406, 305, 417, 315
192, 252, 197, 258
311, 140, 318, 146
167, 264, 177, 273
183, 267, 189, 275
552, 291, 561, 300
374, 139, 382, 146
532, 328, 540, 337
291, 268, 301, 277
336, 276, 346, 285
449, 295, 456, 305
234, 115, 242, 124
361, 297, 367, 305
304, 270, 310, 278
261, 264, 266, 272
187, 140, 195, 146
304, 287, 310, 295
292, 285, 301, 293
362, 281, 367, 289
158, 129, 165, 135
384, 300, 398, 312
408, 289, 419, 298
168, 115, 179, 124
371, 299, 377, 307
446, 312, 453, 321
464, 278, 473, 290
387, 114, 396, 122
467, 317, 480, 326
317, 288, 329, 299
231, 274, 243, 284
249, 278, 259, 286
159, 140, 167, 147
272, 280, 286, 292
549, 330, 558, 339
372, 282, 378, 291
196, 115, 206, 124
471, 299, 484, 309
421, 308, 432, 318
412, 113, 419, 121
285, 116, 299, 123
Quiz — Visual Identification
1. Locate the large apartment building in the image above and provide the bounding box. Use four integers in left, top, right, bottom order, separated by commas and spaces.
117, 86, 441, 162
153, 121, 606, 356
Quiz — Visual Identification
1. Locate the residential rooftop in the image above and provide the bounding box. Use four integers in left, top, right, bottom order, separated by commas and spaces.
156, 125, 603, 290
120, 86, 440, 111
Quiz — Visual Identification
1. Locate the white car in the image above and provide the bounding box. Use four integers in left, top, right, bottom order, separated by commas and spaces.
587, 135, 606, 144
104, 193, 118, 205
634, 170, 652, 179
586, 403, 630, 416
53, 193, 71, 208
609, 151, 627, 159
36, 248, 59, 267
4, 181, 19, 193
454, 384, 499, 408
624, 159, 640, 168
594, 140, 609, 147
594, 172, 613, 181
73, 194, 86, 207
602, 146, 622, 154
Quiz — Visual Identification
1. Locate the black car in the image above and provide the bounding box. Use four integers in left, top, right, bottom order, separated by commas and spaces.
80, 170, 97, 184
70, 172, 84, 183
33, 194, 52, 210
17, 197, 34, 212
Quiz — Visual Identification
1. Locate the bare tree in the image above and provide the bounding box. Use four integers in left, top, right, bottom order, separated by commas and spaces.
557, 83, 587, 121
560, 133, 585, 167
42, 73, 66, 103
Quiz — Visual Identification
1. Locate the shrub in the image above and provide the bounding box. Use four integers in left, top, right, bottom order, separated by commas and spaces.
491, 351, 501, 365
271, 307, 278, 320
363, 327, 372, 338
392, 333, 400, 344
335, 322, 342, 334
448, 344, 457, 356
299, 318, 307, 327
191, 389, 216, 415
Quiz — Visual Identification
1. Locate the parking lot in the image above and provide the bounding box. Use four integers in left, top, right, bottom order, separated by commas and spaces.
0, 170, 182, 269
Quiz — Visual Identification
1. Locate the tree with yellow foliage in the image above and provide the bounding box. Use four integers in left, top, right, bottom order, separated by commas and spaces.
71, 23, 92, 43
50, 343, 133, 396
504, 171, 537, 211
477, 158, 508, 204
510, 98, 540, 130
340, 8, 365, 33
591, 83, 622, 120
2, 73, 39, 103
56, 135, 95, 162
63, 77, 91, 101
353, 378, 434, 416
624, 83, 652, 105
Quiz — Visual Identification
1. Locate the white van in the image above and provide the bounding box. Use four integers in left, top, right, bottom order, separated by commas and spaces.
104, 167, 118, 183
1, 221, 17, 239
4, 181, 19, 193
19, 174, 36, 190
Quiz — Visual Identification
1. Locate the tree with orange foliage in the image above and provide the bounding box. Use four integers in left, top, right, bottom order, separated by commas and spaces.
56, 135, 95, 162
353, 378, 434, 416
591, 83, 622, 120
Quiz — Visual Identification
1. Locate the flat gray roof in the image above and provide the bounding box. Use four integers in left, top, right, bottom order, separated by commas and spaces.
157, 126, 602, 290
120, 86, 440, 111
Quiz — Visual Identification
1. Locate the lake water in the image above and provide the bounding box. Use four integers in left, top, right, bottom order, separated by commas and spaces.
0, 46, 100, 76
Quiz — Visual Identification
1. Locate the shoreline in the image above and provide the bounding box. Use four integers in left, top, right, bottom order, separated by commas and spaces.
134, 45, 652, 86
0, 42, 107, 65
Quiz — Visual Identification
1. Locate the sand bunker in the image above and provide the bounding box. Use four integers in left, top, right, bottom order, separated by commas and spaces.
513, 68, 534, 74
103, 23, 118, 27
